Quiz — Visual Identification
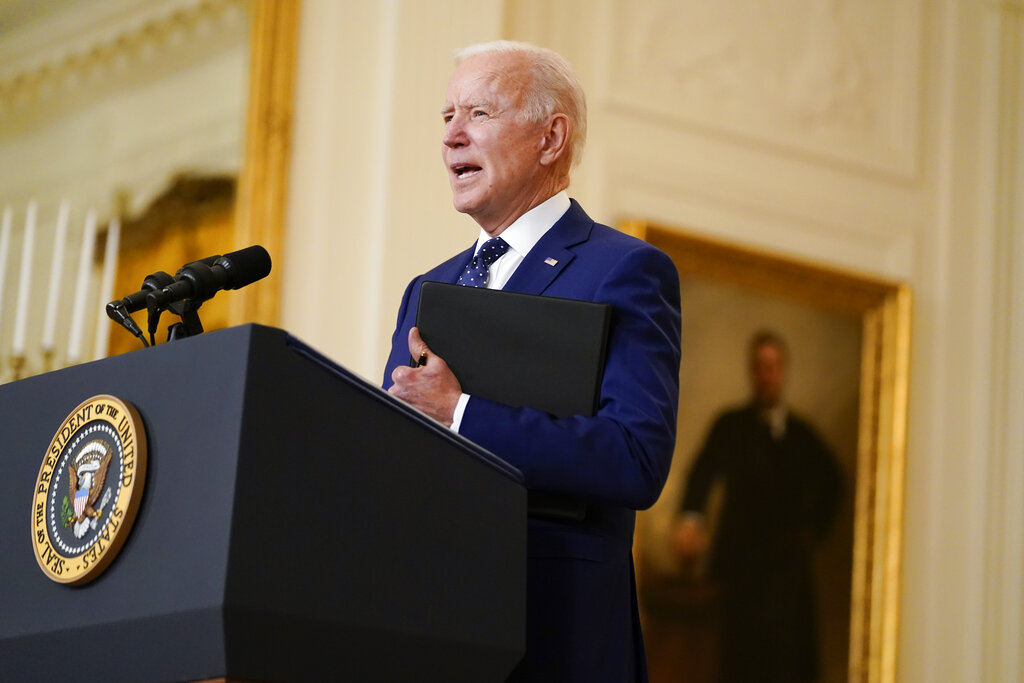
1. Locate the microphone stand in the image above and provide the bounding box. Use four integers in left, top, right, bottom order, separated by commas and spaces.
165, 298, 205, 341
148, 295, 205, 344
146, 297, 162, 347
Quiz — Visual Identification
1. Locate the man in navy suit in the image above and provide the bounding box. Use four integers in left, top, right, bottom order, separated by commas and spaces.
384, 40, 681, 682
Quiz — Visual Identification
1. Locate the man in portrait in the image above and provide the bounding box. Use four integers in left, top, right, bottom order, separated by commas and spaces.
671, 330, 842, 683
383, 40, 682, 682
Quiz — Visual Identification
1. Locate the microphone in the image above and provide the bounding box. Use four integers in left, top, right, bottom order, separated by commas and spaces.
107, 271, 174, 315
105, 271, 175, 346
147, 245, 272, 310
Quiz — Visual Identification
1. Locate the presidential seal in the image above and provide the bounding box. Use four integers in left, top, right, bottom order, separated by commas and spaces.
31, 395, 147, 585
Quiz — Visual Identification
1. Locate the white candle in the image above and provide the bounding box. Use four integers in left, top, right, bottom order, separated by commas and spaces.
92, 216, 121, 361
12, 201, 37, 357
67, 209, 97, 364
41, 201, 70, 352
0, 206, 11, 329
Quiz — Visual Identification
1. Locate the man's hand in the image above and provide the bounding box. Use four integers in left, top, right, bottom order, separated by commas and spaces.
388, 326, 462, 427
669, 514, 710, 561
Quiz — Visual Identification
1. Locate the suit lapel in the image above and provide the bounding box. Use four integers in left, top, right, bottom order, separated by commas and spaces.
408, 244, 473, 324
505, 199, 593, 295
438, 243, 476, 283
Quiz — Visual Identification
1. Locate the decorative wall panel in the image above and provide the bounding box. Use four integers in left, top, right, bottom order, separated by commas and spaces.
607, 0, 922, 177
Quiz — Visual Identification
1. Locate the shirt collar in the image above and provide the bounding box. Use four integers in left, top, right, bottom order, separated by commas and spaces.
473, 191, 571, 258
758, 403, 789, 440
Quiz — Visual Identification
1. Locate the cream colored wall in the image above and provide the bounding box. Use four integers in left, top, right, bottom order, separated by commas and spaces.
284, 0, 1023, 680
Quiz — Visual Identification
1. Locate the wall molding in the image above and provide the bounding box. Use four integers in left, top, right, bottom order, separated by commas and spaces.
605, 149, 917, 281
982, 3, 1024, 679
0, 0, 247, 113
604, 0, 924, 180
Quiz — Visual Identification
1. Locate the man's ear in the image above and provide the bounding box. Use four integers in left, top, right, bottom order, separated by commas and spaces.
538, 114, 570, 167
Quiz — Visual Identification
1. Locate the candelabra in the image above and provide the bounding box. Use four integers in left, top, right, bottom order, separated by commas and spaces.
8, 354, 25, 382
0, 200, 121, 385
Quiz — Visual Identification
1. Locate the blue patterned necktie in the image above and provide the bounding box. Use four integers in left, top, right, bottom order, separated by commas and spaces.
457, 236, 510, 288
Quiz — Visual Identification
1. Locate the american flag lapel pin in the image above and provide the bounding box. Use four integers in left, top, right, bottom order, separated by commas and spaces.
544, 257, 558, 267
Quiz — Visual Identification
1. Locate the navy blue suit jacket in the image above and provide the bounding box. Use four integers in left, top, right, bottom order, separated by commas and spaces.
383, 200, 681, 682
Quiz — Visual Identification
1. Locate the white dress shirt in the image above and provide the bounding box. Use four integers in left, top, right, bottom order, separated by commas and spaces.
450, 191, 571, 432
761, 404, 789, 440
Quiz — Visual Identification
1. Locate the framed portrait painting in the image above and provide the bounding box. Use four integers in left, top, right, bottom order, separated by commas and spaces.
622, 220, 910, 683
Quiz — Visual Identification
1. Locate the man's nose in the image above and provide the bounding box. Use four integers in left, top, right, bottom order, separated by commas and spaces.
443, 116, 466, 147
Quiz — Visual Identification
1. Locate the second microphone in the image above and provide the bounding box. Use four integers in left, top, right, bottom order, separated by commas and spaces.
147, 245, 272, 310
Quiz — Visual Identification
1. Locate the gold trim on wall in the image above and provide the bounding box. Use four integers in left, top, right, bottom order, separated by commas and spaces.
622, 219, 911, 683
232, 0, 300, 327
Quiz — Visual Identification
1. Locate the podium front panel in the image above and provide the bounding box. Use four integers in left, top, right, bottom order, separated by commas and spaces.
0, 325, 525, 682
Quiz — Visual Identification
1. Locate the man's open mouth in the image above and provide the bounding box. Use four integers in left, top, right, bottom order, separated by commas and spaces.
453, 164, 482, 179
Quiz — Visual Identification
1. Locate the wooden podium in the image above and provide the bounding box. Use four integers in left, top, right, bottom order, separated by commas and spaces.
0, 325, 526, 682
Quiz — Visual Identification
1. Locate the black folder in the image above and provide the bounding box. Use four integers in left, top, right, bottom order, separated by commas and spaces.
416, 282, 612, 522
416, 281, 612, 418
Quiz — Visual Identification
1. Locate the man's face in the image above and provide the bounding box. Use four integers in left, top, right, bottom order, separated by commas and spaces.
751, 342, 787, 408
441, 52, 551, 235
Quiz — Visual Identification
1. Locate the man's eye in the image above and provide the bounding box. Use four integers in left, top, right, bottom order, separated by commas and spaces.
472, 109, 488, 118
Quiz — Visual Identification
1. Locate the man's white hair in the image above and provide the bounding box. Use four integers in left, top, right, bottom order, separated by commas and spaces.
454, 40, 587, 170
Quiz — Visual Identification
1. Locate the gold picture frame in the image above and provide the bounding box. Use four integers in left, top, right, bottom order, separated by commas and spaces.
621, 219, 910, 683
230, 0, 300, 328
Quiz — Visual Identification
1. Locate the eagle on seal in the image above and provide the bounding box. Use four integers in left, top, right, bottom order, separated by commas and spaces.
66, 440, 112, 528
